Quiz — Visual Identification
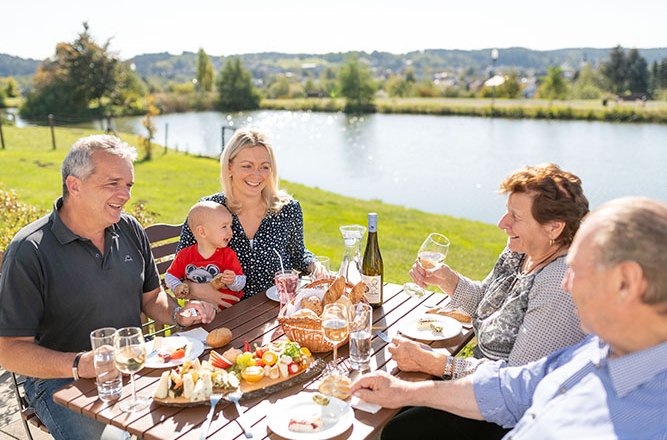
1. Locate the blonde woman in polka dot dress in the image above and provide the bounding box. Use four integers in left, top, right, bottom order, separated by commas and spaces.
177, 128, 326, 306
392, 164, 590, 380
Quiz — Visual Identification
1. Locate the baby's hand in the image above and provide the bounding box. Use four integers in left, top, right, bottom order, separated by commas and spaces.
221, 270, 236, 284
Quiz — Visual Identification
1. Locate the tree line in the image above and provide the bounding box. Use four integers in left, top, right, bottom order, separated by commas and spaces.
2, 23, 667, 118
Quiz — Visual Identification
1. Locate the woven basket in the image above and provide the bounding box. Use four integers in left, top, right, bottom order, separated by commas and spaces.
278, 277, 356, 353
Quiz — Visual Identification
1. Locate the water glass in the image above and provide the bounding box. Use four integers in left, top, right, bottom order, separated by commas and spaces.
312, 256, 331, 281
275, 270, 299, 310
349, 303, 373, 371
90, 327, 122, 402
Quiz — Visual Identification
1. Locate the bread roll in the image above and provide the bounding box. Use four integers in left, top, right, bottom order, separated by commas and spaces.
206, 327, 233, 348
300, 295, 323, 316
210, 273, 226, 290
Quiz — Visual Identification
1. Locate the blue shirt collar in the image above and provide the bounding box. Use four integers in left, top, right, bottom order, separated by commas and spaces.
604, 338, 667, 397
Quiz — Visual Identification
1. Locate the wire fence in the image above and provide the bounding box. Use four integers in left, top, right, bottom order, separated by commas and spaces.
0, 110, 235, 155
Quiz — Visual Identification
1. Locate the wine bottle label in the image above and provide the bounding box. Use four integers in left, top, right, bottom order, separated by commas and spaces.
361, 274, 382, 303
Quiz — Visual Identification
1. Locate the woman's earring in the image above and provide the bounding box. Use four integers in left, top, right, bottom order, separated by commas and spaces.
549, 238, 555, 247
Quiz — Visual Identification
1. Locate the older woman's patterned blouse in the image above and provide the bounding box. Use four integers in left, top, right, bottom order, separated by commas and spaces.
449, 248, 585, 378
177, 193, 315, 299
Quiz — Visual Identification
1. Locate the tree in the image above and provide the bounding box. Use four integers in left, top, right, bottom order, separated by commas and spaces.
537, 66, 568, 101
338, 56, 375, 112
571, 64, 605, 99
21, 22, 119, 117
660, 58, 667, 89
625, 49, 649, 94
497, 72, 522, 99
196, 48, 215, 92
2, 77, 19, 97
601, 45, 627, 94
216, 58, 260, 111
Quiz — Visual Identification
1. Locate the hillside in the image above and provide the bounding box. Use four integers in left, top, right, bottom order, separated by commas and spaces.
3, 47, 667, 83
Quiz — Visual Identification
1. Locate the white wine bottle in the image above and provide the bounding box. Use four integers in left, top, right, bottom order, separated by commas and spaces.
361, 212, 384, 307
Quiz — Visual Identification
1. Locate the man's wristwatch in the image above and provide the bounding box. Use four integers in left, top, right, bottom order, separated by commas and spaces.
442, 356, 455, 380
72, 352, 85, 380
171, 305, 184, 326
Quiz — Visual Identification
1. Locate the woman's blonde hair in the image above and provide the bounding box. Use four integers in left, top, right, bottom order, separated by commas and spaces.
220, 128, 291, 214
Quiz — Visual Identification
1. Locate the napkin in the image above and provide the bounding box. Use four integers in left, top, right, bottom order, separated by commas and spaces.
175, 327, 209, 345
350, 395, 382, 414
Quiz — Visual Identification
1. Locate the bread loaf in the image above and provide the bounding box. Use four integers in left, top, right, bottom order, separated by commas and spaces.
206, 327, 233, 348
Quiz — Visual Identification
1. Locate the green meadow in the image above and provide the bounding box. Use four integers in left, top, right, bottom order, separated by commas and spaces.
0, 126, 506, 284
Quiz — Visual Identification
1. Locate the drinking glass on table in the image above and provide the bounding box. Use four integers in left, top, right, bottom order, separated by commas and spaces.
90, 327, 122, 402
349, 302, 373, 371
275, 270, 299, 310
405, 233, 451, 297
321, 304, 349, 374
311, 256, 331, 282
113, 327, 150, 412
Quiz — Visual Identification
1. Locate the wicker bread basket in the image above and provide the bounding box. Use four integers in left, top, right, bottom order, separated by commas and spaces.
278, 277, 362, 353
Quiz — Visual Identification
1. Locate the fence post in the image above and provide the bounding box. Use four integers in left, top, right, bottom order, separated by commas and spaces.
0, 110, 5, 150
48, 114, 56, 150
221, 126, 225, 153
164, 122, 169, 154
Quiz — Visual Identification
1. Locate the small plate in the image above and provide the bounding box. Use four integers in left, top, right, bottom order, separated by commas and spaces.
399, 314, 462, 341
266, 285, 279, 302
144, 336, 204, 369
267, 393, 353, 440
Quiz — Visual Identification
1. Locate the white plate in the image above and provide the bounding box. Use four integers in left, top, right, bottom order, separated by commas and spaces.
267, 393, 354, 440
266, 285, 280, 302
144, 336, 204, 369
399, 314, 462, 341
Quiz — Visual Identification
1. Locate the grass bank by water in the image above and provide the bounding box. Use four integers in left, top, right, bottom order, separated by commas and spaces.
262, 97, 667, 123
0, 125, 506, 283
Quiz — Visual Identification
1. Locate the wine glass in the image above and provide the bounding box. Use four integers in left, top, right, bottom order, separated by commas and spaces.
405, 233, 450, 297
113, 327, 150, 412
321, 304, 349, 374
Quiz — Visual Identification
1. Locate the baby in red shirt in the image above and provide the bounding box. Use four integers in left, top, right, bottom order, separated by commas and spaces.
165, 201, 245, 309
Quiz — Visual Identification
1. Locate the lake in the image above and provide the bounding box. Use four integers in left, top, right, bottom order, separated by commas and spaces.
15, 110, 667, 224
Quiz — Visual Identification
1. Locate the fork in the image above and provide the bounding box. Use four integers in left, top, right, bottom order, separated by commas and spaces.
225, 389, 254, 438
199, 393, 222, 440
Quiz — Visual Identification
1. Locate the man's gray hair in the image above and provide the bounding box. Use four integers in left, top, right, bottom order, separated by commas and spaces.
61, 135, 138, 198
592, 197, 667, 305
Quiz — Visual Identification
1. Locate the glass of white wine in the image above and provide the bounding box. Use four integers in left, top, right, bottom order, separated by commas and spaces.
113, 327, 150, 412
406, 233, 451, 297
321, 304, 349, 374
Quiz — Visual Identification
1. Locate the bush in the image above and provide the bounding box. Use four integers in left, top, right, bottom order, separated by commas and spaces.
0, 186, 156, 253
0, 188, 48, 252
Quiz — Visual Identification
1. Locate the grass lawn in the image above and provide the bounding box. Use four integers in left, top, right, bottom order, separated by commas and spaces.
0, 125, 506, 284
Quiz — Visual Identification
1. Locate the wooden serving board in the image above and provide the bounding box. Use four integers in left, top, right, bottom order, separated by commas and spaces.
152, 358, 326, 407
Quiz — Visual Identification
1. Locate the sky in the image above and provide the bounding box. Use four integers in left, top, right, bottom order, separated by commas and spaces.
2, 0, 666, 61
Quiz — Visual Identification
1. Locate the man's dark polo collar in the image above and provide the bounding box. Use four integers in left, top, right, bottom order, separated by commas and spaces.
50, 197, 120, 246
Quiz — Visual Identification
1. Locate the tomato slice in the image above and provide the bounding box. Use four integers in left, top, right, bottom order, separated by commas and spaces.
171, 348, 186, 360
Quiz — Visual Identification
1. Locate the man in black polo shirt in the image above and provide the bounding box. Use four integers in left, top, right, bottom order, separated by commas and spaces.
0, 135, 217, 440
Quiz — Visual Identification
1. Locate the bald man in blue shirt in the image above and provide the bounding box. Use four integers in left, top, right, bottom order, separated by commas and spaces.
353, 197, 667, 440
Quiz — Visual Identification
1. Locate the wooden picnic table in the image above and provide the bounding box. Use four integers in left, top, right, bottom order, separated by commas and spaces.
53, 283, 474, 439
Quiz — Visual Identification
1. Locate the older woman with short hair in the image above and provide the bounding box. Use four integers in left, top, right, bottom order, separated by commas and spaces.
177, 128, 323, 305
393, 163, 589, 379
